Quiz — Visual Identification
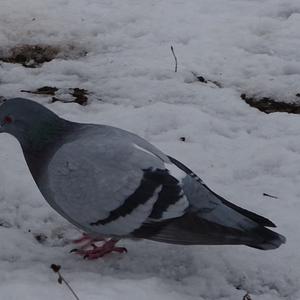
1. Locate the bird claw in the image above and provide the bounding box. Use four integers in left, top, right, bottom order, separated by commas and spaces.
71, 234, 127, 259
113, 247, 128, 254
72, 233, 92, 244
81, 245, 127, 260
69, 248, 78, 253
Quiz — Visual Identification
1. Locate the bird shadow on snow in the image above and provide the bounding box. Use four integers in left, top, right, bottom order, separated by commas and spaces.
44, 236, 295, 299
0, 224, 297, 299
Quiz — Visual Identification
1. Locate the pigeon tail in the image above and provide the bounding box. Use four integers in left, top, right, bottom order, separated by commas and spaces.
245, 226, 286, 250
133, 213, 286, 250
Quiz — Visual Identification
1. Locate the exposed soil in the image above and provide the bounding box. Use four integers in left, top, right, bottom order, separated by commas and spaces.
241, 93, 300, 114
21, 86, 58, 95
20, 86, 89, 105
51, 88, 89, 105
192, 72, 223, 88
0, 44, 87, 68
70, 88, 89, 105
0, 44, 59, 68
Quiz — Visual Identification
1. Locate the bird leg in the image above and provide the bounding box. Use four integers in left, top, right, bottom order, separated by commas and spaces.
71, 234, 127, 259
72, 233, 105, 250
73, 233, 94, 244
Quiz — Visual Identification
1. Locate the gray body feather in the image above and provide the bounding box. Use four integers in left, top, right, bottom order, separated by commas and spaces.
0, 98, 286, 250
38, 125, 169, 237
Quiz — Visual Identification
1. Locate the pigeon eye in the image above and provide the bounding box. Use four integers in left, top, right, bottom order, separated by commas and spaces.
3, 116, 13, 124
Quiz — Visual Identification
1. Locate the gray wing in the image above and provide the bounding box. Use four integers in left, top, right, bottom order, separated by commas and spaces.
133, 155, 285, 250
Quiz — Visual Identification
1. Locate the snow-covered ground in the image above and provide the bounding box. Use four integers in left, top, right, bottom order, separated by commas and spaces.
1, 0, 300, 299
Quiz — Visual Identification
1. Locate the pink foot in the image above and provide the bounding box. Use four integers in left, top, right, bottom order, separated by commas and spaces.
71, 235, 127, 260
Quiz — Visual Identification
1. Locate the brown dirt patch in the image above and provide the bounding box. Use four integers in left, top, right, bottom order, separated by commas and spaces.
241, 93, 300, 114
0, 44, 59, 68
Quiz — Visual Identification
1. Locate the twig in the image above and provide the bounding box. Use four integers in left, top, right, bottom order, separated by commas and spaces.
171, 46, 178, 72
50, 264, 80, 300
263, 193, 278, 199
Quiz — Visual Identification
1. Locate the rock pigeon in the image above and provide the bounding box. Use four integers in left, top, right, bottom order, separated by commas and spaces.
0, 98, 285, 259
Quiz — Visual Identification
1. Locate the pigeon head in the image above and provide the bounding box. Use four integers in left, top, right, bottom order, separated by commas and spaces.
0, 98, 65, 150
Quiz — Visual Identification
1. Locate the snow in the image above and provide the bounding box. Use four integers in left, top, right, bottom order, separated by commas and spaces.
0, 0, 300, 299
